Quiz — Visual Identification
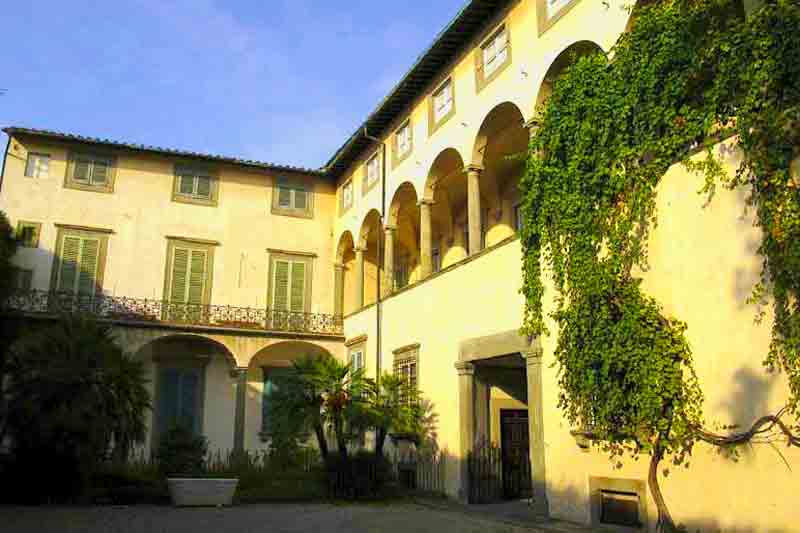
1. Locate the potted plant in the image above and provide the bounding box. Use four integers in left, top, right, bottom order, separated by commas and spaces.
158, 424, 239, 507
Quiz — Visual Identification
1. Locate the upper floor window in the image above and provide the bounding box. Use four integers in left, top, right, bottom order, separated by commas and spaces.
537, 0, 581, 34
25, 153, 50, 178
66, 152, 115, 193
16, 221, 41, 248
477, 25, 511, 90
364, 152, 381, 194
163, 237, 216, 321
433, 79, 454, 124
273, 176, 313, 218
50, 225, 111, 299
173, 165, 218, 206
269, 252, 313, 319
393, 120, 413, 166
340, 179, 354, 214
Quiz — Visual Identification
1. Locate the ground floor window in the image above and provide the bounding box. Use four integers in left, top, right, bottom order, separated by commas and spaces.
393, 344, 419, 402
261, 367, 292, 436
156, 366, 203, 438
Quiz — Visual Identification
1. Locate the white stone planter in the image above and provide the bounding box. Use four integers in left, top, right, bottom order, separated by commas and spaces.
167, 478, 239, 507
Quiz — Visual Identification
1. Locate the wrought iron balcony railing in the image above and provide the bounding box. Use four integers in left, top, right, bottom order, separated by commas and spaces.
1, 289, 343, 336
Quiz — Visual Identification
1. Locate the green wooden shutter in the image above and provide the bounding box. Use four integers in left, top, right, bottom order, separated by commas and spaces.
73, 158, 90, 182
273, 260, 290, 310
76, 238, 100, 296
196, 176, 212, 198
290, 261, 306, 312
187, 250, 207, 305
278, 186, 292, 208
91, 159, 109, 185
170, 248, 190, 303
179, 175, 195, 195
58, 236, 82, 292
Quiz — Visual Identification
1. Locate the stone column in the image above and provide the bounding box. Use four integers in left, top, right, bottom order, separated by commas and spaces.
232, 367, 248, 454
465, 165, 483, 256
333, 262, 345, 317
354, 246, 365, 309
474, 370, 491, 446
524, 348, 549, 516
419, 199, 434, 279
383, 225, 396, 296
455, 360, 476, 504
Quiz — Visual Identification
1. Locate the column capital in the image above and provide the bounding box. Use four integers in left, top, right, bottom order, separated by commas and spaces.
229, 366, 248, 379
384, 224, 397, 232
464, 164, 484, 174
524, 118, 540, 130
417, 198, 435, 208
354, 245, 367, 254
454, 360, 475, 376
522, 345, 544, 365
334, 262, 345, 271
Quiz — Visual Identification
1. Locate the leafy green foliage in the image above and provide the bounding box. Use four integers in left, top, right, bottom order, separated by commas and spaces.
521, 0, 800, 465
521, 2, 800, 526
3, 314, 150, 501
156, 424, 208, 476
0, 211, 18, 302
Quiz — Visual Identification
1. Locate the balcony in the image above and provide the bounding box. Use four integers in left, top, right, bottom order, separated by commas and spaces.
1, 289, 343, 337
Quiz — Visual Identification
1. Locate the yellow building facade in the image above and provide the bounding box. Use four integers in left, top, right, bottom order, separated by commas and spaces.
1, 0, 797, 530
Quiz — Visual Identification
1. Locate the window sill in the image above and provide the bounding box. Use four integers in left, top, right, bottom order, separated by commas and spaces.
63, 181, 114, 194
271, 206, 314, 219
172, 194, 218, 207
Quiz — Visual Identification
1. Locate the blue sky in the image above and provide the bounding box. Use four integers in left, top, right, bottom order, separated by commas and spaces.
0, 0, 467, 168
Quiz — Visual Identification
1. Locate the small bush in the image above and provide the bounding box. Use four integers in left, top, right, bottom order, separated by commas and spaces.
156, 425, 208, 476
325, 451, 397, 500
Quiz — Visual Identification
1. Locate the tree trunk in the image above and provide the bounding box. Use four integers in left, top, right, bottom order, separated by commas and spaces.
334, 415, 348, 462
649, 442, 676, 532
314, 423, 329, 460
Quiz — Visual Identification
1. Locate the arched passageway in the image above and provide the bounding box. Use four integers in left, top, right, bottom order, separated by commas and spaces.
387, 182, 421, 290
335, 231, 356, 316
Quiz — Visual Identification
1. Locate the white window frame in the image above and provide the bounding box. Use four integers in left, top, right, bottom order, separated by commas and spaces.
365, 153, 381, 191
482, 26, 509, 78
396, 121, 412, 158
177, 172, 213, 200
433, 80, 454, 124
341, 180, 354, 212
25, 153, 50, 178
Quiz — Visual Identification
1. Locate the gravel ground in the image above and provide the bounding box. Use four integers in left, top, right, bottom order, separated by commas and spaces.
0, 503, 587, 533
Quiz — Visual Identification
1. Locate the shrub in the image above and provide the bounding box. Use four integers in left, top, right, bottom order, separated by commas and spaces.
156, 424, 208, 476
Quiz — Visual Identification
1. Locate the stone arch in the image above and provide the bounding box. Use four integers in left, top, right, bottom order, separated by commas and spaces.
358, 209, 383, 307
335, 230, 357, 316
388, 181, 420, 289
425, 148, 468, 267
470, 102, 528, 246
131, 332, 240, 454
244, 341, 335, 451
533, 40, 606, 112
125, 329, 238, 369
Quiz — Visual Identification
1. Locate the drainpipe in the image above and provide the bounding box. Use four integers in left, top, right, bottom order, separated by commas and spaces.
0, 134, 11, 194
363, 127, 386, 384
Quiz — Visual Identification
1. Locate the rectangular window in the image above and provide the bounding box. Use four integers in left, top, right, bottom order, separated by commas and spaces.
157, 366, 203, 437
268, 253, 313, 330
163, 239, 215, 321
51, 227, 109, 299
16, 221, 41, 248
432, 79, 454, 124
393, 346, 419, 403
173, 165, 217, 205
66, 152, 115, 193
364, 153, 381, 193
272, 176, 313, 218
25, 153, 50, 178
341, 180, 354, 213
537, 0, 580, 34
350, 347, 365, 374
482, 26, 509, 79
261, 367, 291, 436
12, 269, 33, 291
394, 120, 413, 165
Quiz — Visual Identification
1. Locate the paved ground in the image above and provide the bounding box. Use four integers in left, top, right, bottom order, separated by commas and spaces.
0, 502, 590, 533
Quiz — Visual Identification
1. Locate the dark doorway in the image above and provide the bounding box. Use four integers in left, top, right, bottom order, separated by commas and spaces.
500, 409, 532, 499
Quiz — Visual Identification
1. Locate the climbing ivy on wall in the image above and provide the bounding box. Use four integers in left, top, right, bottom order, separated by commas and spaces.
519, 0, 800, 529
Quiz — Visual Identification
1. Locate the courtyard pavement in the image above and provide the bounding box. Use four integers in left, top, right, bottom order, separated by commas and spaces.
0, 502, 591, 533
